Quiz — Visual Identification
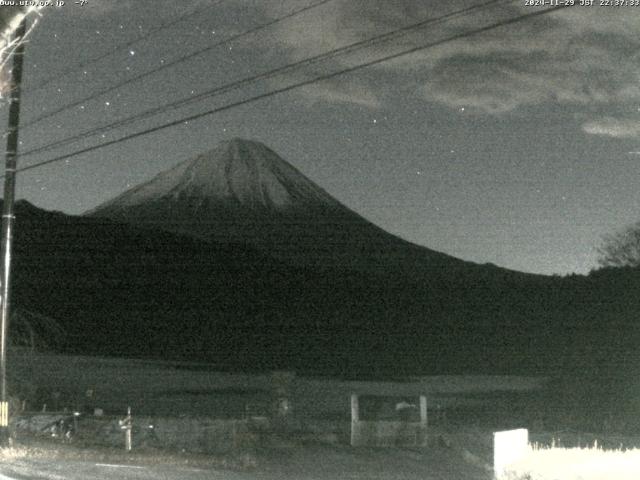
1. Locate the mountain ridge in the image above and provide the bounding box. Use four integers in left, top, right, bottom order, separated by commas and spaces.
87, 138, 484, 272
10, 199, 577, 375
3, 197, 636, 378
88, 138, 344, 215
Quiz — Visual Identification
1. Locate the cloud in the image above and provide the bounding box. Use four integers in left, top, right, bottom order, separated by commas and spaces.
582, 118, 640, 138
388, 5, 640, 113
255, 1, 640, 114
296, 79, 382, 109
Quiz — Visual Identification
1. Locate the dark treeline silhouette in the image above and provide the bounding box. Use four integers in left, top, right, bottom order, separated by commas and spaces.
6, 200, 639, 383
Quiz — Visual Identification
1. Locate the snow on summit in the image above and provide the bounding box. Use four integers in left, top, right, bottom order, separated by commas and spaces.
93, 138, 340, 214
88, 138, 457, 269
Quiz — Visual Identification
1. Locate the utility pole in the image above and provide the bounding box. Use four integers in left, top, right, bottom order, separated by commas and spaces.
0, 18, 27, 444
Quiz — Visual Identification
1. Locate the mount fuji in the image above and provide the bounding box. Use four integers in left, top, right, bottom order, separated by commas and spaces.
88, 138, 466, 271
6, 139, 635, 378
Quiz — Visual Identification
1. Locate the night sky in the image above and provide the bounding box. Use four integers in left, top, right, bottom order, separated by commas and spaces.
3, 0, 640, 275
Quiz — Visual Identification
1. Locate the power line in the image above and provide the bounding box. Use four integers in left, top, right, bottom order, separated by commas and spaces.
26, 1, 217, 95
15, 4, 570, 176
21, 0, 335, 129
20, 0, 510, 158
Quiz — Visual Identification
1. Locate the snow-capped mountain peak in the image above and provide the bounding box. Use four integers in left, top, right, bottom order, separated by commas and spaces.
88, 138, 457, 269
95, 138, 340, 215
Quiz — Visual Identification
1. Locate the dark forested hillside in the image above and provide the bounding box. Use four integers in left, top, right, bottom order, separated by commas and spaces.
9, 200, 636, 380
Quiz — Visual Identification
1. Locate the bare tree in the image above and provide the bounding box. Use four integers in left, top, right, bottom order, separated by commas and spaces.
597, 221, 640, 268
0, 7, 42, 100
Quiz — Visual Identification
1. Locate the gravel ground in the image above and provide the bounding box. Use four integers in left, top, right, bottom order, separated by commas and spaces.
0, 437, 494, 480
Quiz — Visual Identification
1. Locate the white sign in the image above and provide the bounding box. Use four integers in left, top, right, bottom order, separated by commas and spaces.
493, 428, 529, 478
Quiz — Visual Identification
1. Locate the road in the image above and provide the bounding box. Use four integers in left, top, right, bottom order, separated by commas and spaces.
0, 458, 245, 480
0, 444, 494, 479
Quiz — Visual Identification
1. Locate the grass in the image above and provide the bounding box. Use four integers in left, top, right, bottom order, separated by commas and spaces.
0, 435, 259, 471
504, 442, 640, 480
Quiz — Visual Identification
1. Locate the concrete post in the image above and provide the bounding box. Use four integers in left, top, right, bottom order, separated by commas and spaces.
419, 395, 427, 425
419, 395, 427, 446
350, 394, 359, 446
119, 406, 133, 452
